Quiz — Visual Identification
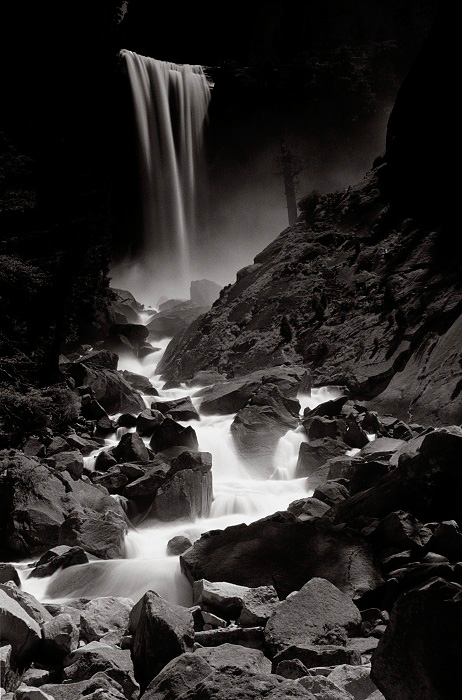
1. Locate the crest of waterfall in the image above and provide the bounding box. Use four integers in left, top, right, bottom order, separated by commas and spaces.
121, 49, 211, 296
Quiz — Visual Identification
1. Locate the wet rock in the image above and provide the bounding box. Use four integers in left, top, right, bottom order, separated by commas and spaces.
136, 409, 165, 437
128, 590, 194, 691
0, 589, 41, 663
313, 481, 350, 506
65, 434, 102, 456
78, 597, 134, 642
142, 653, 212, 700
298, 675, 354, 699
167, 536, 192, 556
265, 578, 362, 657
45, 451, 83, 480
62, 642, 138, 699
191, 626, 263, 650
193, 579, 279, 625
149, 418, 199, 454
113, 432, 149, 463
371, 582, 462, 700
118, 463, 145, 481
81, 395, 109, 421
109, 324, 149, 349
167, 666, 312, 700
328, 665, 377, 700
117, 414, 137, 428
151, 397, 199, 421
181, 514, 382, 600
96, 415, 118, 435
304, 396, 349, 419
14, 688, 55, 700
304, 416, 342, 441
58, 509, 126, 560
153, 458, 212, 521
296, 438, 347, 479
231, 386, 300, 473
94, 449, 118, 472
343, 419, 370, 449
194, 367, 303, 416
122, 463, 169, 499
194, 643, 271, 673
29, 546, 88, 579
42, 614, 79, 659
92, 466, 128, 493
0, 564, 20, 586
274, 658, 311, 680
288, 497, 331, 520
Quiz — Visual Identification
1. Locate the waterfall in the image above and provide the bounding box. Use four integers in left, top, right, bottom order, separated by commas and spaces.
120, 49, 211, 297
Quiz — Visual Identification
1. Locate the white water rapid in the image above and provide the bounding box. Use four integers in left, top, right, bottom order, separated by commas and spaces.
20, 314, 344, 607
115, 50, 211, 299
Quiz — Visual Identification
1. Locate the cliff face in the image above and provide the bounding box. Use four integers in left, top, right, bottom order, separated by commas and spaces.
159, 4, 462, 427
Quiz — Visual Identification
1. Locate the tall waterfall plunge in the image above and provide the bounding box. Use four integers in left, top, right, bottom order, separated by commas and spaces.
118, 50, 211, 299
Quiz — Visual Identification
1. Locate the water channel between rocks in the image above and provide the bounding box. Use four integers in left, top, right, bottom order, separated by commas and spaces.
19, 308, 350, 607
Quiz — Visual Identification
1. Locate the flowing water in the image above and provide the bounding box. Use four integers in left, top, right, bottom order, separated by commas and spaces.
20, 314, 344, 607
114, 50, 211, 299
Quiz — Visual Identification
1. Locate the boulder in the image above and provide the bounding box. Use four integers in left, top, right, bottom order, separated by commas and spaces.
40, 671, 128, 700
136, 409, 164, 437
359, 438, 405, 461
151, 397, 199, 422
29, 546, 88, 578
65, 434, 102, 456
109, 323, 149, 348
371, 582, 462, 700
195, 367, 303, 416
274, 659, 311, 680
231, 386, 300, 473
166, 536, 192, 556
328, 665, 377, 700
288, 497, 331, 520
92, 467, 128, 494
194, 644, 271, 674
334, 429, 462, 525
128, 590, 194, 690
181, 513, 382, 600
46, 437, 71, 456
298, 675, 354, 699
171, 666, 314, 699
14, 689, 55, 700
185, 371, 227, 387
113, 432, 149, 463
94, 449, 118, 472
372, 511, 431, 553
149, 418, 198, 453
343, 419, 370, 449
42, 614, 79, 659
304, 416, 342, 441
79, 597, 134, 642
0, 644, 12, 692
0, 583, 52, 626
313, 482, 350, 507
117, 414, 137, 428
45, 452, 83, 480
0, 455, 126, 558
58, 509, 126, 560
62, 642, 138, 699
0, 564, 20, 586
122, 464, 170, 500
265, 578, 362, 657
304, 396, 349, 419
142, 653, 212, 700
0, 589, 41, 663
193, 579, 279, 626
64, 358, 144, 415
348, 461, 391, 496
428, 520, 462, 560
153, 467, 212, 521
296, 439, 347, 479
23, 437, 46, 458
273, 644, 361, 671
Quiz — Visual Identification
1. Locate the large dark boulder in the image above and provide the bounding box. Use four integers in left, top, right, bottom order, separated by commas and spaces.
265, 577, 362, 657
149, 418, 198, 453
29, 545, 89, 578
128, 590, 194, 691
296, 438, 347, 479
181, 513, 382, 599
58, 508, 126, 559
231, 385, 300, 474
151, 397, 199, 421
121, 370, 159, 396
42, 671, 127, 699
142, 653, 213, 700
65, 357, 144, 414
0, 588, 41, 664
334, 428, 462, 525
153, 463, 212, 521
371, 580, 462, 700
62, 641, 138, 699
113, 432, 150, 463
136, 408, 165, 437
